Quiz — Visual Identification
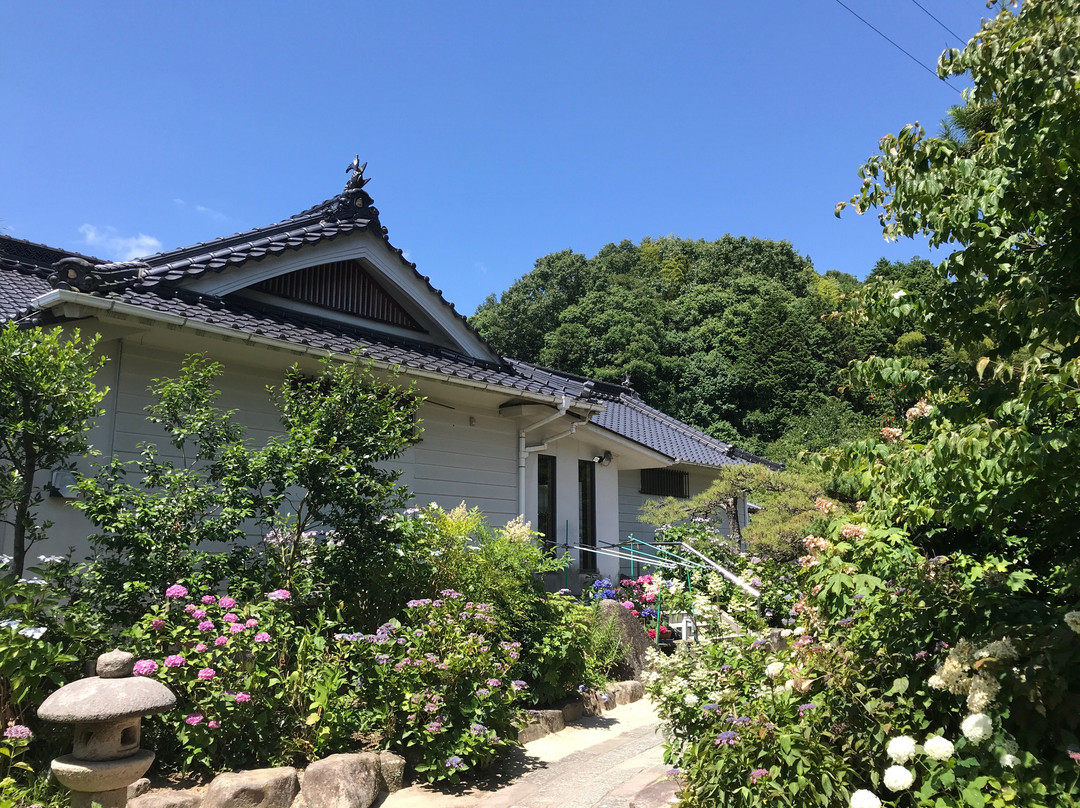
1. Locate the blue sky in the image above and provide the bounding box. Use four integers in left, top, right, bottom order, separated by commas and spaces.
3, 3, 985, 314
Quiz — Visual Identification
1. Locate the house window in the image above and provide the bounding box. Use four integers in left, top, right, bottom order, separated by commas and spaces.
537, 455, 556, 551
578, 460, 597, 572
640, 468, 689, 498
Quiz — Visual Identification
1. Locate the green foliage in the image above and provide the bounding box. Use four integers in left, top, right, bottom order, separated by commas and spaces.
127, 586, 311, 773
830, 0, 1080, 568
641, 463, 824, 558
507, 593, 594, 706
73, 353, 421, 628
472, 237, 940, 455
333, 594, 525, 783
0, 325, 106, 577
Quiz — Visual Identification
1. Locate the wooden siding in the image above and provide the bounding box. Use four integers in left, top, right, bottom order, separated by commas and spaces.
249, 260, 422, 330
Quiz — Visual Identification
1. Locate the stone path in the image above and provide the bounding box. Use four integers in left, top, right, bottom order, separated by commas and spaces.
376, 699, 677, 808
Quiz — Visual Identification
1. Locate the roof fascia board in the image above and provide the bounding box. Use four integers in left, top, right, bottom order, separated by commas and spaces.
29, 289, 595, 410
179, 230, 499, 363
575, 421, 676, 466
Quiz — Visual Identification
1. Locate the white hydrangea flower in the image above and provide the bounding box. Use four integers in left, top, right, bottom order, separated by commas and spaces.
923, 735, 954, 761
1065, 612, 1080, 634
782, 679, 795, 692
975, 638, 1018, 661
886, 736, 917, 764
961, 713, 993, 744
883, 765, 915, 791
683, 693, 699, 706
850, 788, 882, 808
765, 662, 785, 679
793, 627, 806, 636
1000, 753, 1020, 769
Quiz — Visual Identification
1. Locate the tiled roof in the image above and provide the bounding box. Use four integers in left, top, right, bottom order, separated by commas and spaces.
508, 360, 782, 470
89, 189, 476, 337
0, 202, 781, 472
0, 237, 99, 320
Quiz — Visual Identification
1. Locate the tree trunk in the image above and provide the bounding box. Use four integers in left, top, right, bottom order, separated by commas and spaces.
12, 445, 36, 579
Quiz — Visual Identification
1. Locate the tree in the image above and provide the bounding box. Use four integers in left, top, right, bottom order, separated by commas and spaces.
0, 325, 106, 577
640, 463, 822, 558
829, 0, 1080, 571
75, 353, 422, 626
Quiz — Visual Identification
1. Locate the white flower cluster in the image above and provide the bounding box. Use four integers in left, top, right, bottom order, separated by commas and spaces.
886, 735, 916, 764
1065, 611, 1080, 634
850, 789, 881, 808
883, 765, 914, 792
905, 399, 932, 421
765, 661, 785, 680
867, 732, 957, 801
923, 735, 954, 761
928, 637, 1014, 712
961, 713, 993, 744
966, 674, 1001, 713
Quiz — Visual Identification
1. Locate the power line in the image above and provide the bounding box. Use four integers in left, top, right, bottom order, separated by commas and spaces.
908, 0, 966, 44
831, 0, 963, 96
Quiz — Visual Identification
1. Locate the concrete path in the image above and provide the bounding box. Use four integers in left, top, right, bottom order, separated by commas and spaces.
376, 699, 678, 808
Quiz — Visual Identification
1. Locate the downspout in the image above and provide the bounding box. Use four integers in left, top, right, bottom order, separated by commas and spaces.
517, 396, 571, 517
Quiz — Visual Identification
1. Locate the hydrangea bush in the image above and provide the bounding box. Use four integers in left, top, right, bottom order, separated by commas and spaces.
331, 591, 525, 782
126, 584, 313, 772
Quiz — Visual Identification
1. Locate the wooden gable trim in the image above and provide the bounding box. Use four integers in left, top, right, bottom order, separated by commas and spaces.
249, 259, 423, 331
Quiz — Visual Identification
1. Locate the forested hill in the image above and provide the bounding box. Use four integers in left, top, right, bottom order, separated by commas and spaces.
470, 236, 944, 462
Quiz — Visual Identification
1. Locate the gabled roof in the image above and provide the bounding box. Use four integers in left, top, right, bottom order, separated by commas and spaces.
0, 168, 781, 474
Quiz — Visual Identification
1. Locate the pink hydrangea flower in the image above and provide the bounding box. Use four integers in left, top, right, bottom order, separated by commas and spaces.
3, 725, 32, 739
164, 655, 186, 668
245, 618, 258, 628
229, 623, 244, 634
218, 596, 236, 609
197, 620, 214, 631
201, 595, 216, 605
165, 584, 188, 599
197, 668, 215, 681
621, 600, 634, 610
185, 713, 203, 726
184, 604, 198, 614
254, 632, 271, 643
208, 719, 220, 729
223, 612, 238, 623
132, 659, 158, 676
234, 692, 251, 703
192, 609, 207, 620
266, 589, 291, 601
151, 618, 166, 630
194, 643, 207, 653
214, 636, 228, 646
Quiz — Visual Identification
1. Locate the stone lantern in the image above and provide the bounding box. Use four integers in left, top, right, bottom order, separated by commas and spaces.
38, 649, 175, 808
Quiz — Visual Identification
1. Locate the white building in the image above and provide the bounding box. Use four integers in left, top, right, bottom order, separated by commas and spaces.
0, 164, 778, 586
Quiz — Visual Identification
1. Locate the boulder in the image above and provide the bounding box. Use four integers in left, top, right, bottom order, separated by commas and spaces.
202, 767, 298, 808
611, 680, 644, 705
293, 754, 378, 808
128, 791, 202, 808
128, 778, 152, 799
595, 599, 651, 680
376, 751, 405, 793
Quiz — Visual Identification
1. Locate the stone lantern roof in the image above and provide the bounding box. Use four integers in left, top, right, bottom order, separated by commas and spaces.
38, 650, 176, 724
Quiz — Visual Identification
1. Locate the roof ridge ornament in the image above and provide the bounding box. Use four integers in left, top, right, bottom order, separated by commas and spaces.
326, 155, 378, 222
49, 257, 144, 293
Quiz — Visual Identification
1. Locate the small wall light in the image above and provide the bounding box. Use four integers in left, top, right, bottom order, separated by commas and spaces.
592, 451, 613, 467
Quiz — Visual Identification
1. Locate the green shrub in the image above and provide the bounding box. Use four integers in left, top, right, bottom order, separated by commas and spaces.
333, 592, 525, 782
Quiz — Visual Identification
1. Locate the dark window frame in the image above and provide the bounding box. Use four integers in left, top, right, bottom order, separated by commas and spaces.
578, 459, 597, 572
537, 454, 557, 551
640, 468, 690, 498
